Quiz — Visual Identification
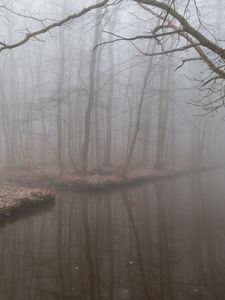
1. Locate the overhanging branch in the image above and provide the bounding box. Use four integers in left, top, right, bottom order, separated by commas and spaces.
0, 0, 111, 52
136, 0, 225, 60
94, 29, 183, 49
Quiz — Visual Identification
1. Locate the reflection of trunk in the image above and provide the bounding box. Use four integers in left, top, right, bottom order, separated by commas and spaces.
191, 176, 218, 299
94, 200, 102, 300
122, 191, 151, 298
81, 197, 96, 300
82, 3, 101, 173
123, 42, 156, 175
57, 199, 66, 296
106, 197, 114, 300
154, 182, 174, 300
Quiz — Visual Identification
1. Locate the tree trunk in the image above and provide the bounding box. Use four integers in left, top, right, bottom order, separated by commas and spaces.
123, 42, 157, 175
82, 3, 101, 174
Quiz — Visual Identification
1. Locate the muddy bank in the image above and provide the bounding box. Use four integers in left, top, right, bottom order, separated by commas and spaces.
1, 165, 221, 191
0, 187, 55, 219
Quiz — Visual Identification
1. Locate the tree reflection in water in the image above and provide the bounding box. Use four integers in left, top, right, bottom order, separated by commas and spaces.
0, 171, 225, 299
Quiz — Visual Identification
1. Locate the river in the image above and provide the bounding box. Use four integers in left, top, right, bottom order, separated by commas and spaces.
0, 169, 225, 299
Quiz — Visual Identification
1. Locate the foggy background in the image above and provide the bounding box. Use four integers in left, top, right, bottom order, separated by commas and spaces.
0, 0, 224, 172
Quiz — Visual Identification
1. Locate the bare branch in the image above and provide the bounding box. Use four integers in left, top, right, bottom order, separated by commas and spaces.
201, 76, 222, 87
0, 5, 58, 24
136, 0, 225, 60
0, 0, 111, 52
139, 3, 225, 79
175, 57, 202, 71
142, 43, 200, 57
94, 29, 183, 49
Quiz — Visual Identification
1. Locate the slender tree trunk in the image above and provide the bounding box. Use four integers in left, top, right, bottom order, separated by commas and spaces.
154, 56, 170, 170
82, 3, 101, 174
123, 42, 156, 175
141, 81, 153, 167
104, 19, 115, 167
94, 33, 103, 168
56, 25, 66, 173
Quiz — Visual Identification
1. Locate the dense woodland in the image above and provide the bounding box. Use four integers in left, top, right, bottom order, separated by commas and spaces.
2, 2, 225, 299
0, 0, 225, 174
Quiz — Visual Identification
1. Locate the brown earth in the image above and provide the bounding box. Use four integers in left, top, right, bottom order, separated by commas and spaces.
0, 167, 195, 191
0, 186, 55, 219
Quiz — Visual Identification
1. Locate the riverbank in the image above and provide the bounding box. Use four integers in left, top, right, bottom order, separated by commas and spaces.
0, 165, 220, 221
0, 186, 55, 219
1, 165, 220, 191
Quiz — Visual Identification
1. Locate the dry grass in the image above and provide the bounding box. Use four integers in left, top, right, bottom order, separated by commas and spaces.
0, 167, 190, 190
0, 187, 55, 218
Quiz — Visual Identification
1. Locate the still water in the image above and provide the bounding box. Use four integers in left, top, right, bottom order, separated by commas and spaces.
0, 170, 225, 300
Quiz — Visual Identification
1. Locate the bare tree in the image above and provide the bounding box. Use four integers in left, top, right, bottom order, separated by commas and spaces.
82, 2, 103, 174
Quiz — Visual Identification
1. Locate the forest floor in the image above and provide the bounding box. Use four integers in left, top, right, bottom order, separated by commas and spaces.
0, 182, 55, 221
0, 165, 220, 221
0, 165, 217, 191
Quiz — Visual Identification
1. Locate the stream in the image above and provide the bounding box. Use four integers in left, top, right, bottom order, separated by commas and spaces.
0, 169, 225, 299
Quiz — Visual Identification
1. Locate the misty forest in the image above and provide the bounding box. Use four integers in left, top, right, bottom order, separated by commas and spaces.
1, 0, 225, 299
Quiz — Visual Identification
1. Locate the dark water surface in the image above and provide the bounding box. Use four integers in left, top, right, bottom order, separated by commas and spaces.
1, 169, 225, 300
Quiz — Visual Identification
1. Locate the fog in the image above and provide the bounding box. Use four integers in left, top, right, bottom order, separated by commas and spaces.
1, 1, 225, 299
0, 0, 224, 172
